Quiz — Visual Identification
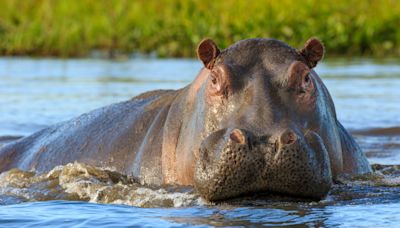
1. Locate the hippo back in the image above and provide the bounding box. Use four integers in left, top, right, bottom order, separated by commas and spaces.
0, 89, 178, 185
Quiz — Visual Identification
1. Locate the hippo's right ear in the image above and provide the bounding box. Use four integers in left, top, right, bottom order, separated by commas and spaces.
299, 38, 325, 68
197, 39, 220, 69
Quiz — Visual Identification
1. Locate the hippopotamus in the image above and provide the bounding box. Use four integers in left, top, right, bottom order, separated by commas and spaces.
0, 37, 371, 201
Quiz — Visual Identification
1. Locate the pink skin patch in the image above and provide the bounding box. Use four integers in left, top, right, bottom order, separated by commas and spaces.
230, 129, 246, 145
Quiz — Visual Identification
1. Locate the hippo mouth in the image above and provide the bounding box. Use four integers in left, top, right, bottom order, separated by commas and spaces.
194, 128, 332, 201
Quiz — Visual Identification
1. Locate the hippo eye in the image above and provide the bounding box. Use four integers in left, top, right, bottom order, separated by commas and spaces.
304, 74, 310, 84
208, 71, 225, 96
211, 74, 218, 84
301, 73, 313, 90
208, 66, 230, 97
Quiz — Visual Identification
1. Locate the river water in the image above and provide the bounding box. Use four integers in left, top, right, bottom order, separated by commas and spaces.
0, 57, 399, 227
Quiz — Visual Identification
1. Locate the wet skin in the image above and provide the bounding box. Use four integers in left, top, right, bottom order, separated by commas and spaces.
0, 38, 371, 201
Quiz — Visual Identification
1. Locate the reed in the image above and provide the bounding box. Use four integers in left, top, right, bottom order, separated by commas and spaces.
0, 0, 399, 57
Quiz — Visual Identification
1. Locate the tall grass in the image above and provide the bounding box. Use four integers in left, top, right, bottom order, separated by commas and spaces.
0, 0, 399, 57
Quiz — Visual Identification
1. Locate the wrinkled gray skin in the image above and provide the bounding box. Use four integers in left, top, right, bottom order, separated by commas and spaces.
0, 38, 371, 201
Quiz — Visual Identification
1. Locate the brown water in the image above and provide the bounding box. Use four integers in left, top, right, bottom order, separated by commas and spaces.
0, 57, 400, 227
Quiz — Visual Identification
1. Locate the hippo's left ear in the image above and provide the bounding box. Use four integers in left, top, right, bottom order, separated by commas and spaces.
299, 38, 325, 68
197, 39, 220, 69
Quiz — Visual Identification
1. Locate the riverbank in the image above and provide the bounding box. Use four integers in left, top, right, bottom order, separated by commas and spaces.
0, 0, 399, 57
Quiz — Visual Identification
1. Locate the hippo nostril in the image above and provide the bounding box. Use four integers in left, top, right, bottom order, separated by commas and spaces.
280, 130, 297, 145
229, 129, 247, 145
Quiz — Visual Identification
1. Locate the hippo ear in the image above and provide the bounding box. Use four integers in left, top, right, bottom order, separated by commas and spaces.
299, 38, 325, 68
197, 39, 220, 69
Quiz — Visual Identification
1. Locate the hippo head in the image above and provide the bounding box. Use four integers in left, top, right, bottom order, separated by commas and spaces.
173, 38, 343, 201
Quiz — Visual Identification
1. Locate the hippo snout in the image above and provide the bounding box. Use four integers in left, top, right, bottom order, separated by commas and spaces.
194, 128, 332, 201
263, 130, 332, 199
194, 128, 266, 201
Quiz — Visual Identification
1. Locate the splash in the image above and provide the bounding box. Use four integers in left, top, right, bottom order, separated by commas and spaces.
0, 162, 202, 207
336, 164, 400, 187
1, 162, 399, 207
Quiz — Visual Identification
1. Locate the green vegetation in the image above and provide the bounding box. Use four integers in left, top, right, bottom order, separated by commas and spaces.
0, 0, 399, 57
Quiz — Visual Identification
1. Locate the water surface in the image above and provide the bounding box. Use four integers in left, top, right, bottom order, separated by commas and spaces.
0, 57, 400, 227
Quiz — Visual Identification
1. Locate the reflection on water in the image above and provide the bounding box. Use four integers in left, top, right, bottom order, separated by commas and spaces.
0, 57, 400, 227
356, 135, 400, 165
1, 193, 400, 227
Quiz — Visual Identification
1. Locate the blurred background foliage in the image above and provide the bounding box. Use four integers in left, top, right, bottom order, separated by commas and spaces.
0, 0, 399, 57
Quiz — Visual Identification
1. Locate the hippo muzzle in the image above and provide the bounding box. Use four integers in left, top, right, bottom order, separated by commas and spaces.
194, 128, 332, 201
